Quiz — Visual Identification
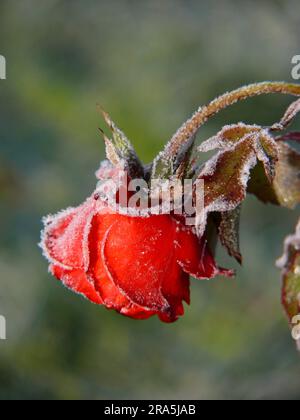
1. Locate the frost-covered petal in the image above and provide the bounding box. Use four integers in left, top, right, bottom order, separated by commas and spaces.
88, 213, 131, 309
41, 197, 98, 271
95, 160, 122, 181
50, 265, 103, 305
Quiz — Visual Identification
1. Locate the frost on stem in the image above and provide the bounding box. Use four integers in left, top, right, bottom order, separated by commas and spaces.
152, 82, 300, 179
169, 82, 300, 155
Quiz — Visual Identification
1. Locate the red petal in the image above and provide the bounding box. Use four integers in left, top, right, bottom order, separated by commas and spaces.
159, 254, 190, 322
41, 197, 97, 271
51, 265, 103, 305
102, 215, 176, 312
88, 213, 156, 318
175, 227, 234, 279
120, 304, 157, 320
88, 213, 130, 309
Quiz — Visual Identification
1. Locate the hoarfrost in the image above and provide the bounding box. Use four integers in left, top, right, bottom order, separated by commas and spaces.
277, 219, 300, 270
40, 197, 100, 271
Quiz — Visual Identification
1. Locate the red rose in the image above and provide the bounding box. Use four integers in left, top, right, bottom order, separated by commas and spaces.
40, 110, 234, 322
40, 165, 232, 323
39, 82, 300, 346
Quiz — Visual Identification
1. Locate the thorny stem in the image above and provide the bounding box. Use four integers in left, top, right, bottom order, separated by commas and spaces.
167, 82, 300, 156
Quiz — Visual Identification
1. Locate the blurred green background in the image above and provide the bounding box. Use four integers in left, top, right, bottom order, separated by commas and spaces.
0, 0, 300, 400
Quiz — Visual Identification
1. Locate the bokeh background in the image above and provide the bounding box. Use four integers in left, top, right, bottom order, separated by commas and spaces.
0, 0, 300, 400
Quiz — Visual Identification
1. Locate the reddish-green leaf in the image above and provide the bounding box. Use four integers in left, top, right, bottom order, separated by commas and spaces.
248, 97, 300, 208
195, 124, 278, 235
277, 220, 300, 350
218, 206, 242, 264
99, 107, 145, 179
271, 98, 300, 131
249, 142, 300, 209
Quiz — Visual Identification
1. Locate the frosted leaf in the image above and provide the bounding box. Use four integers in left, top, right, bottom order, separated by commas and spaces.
197, 151, 221, 178
151, 150, 174, 179
195, 136, 258, 236
218, 205, 242, 264
253, 98, 300, 208
194, 122, 280, 236
151, 134, 196, 180
174, 134, 196, 179
200, 124, 278, 180
277, 219, 300, 349
198, 123, 261, 152
253, 132, 278, 181
99, 108, 145, 179
249, 141, 300, 209
271, 98, 300, 131
277, 220, 300, 271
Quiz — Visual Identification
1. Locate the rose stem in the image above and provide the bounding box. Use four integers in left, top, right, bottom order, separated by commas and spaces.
167, 82, 300, 155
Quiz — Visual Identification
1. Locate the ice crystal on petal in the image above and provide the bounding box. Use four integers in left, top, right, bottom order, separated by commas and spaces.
40, 198, 98, 271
